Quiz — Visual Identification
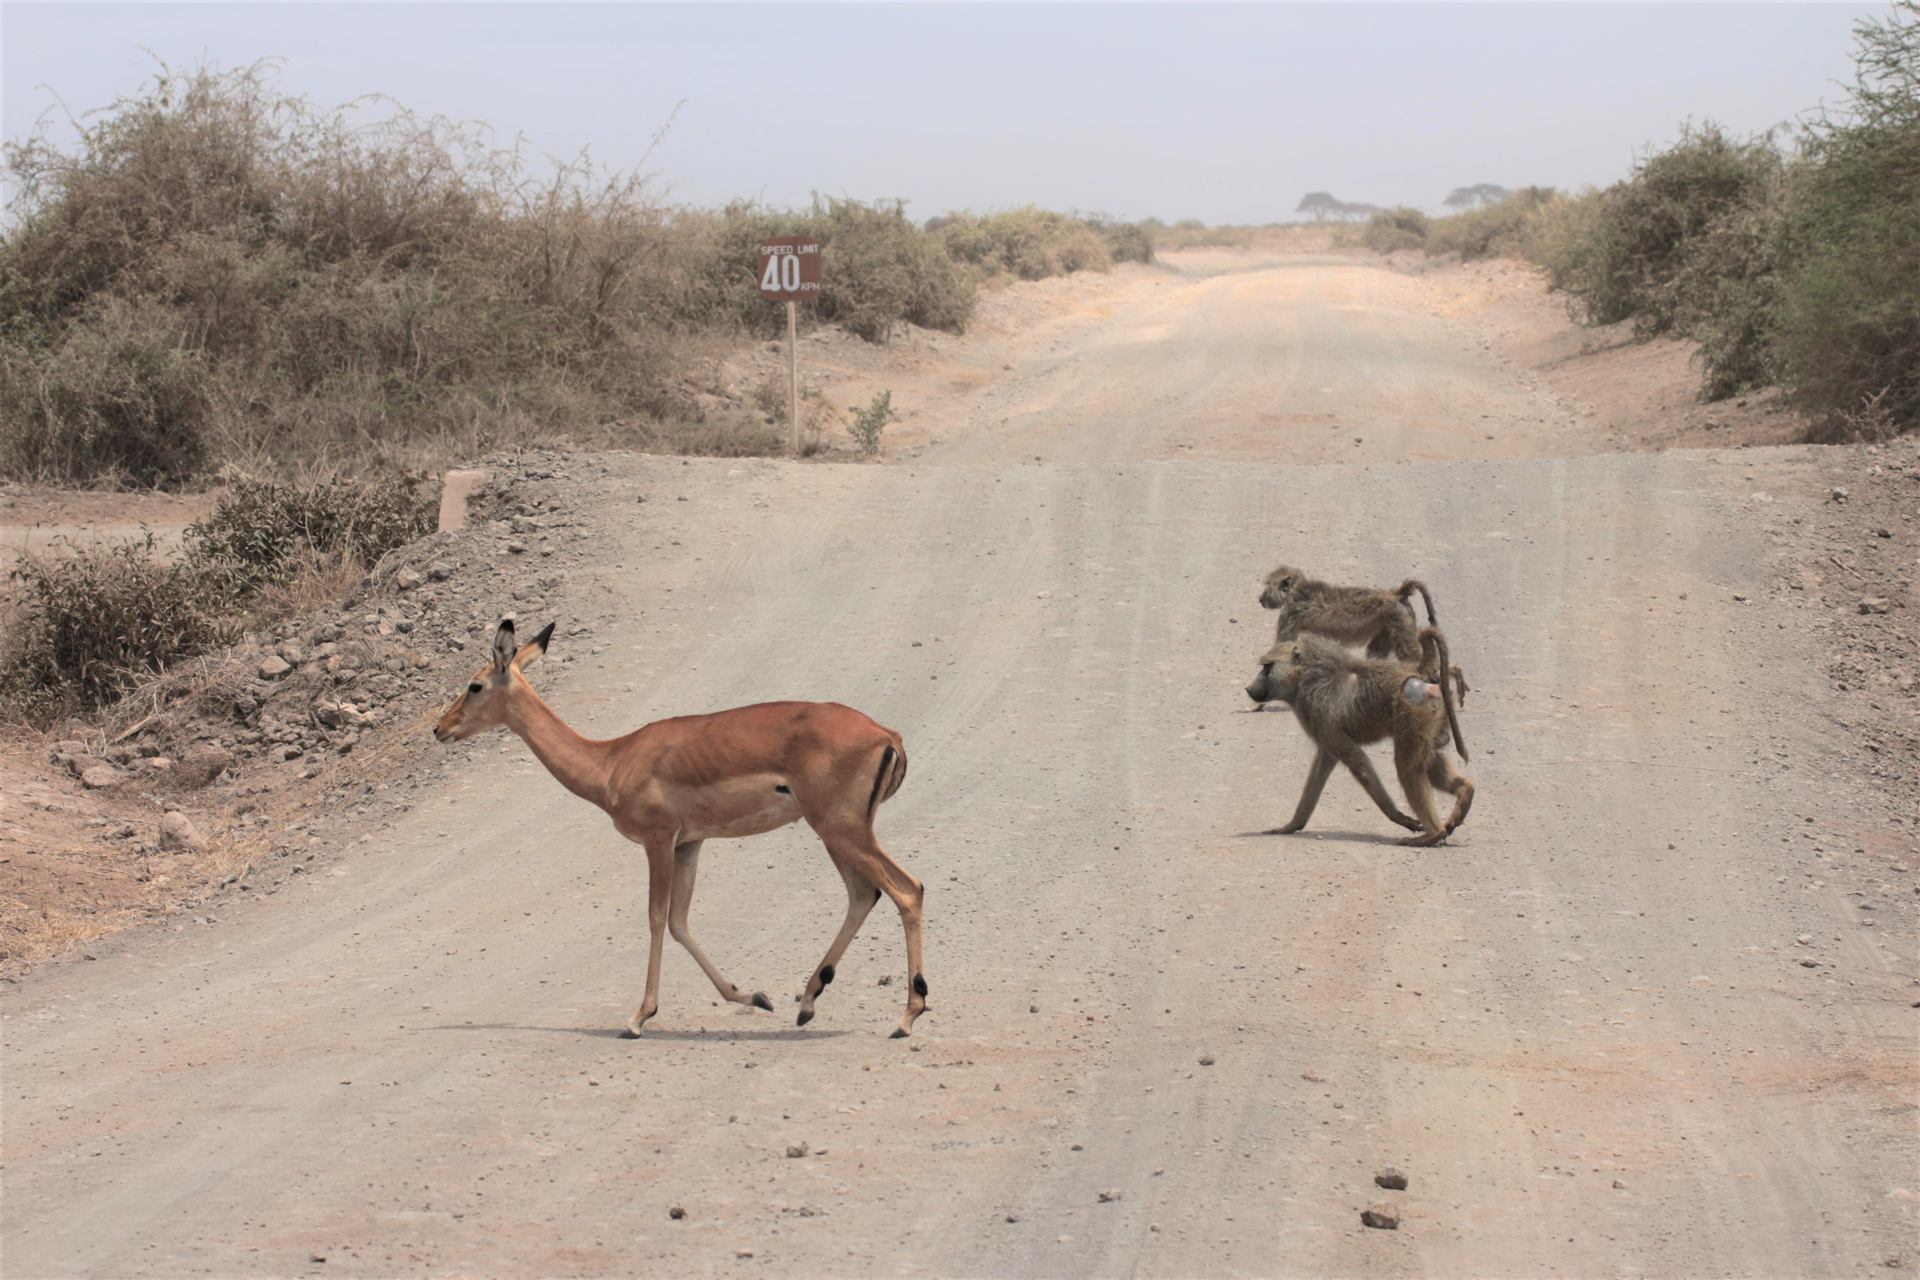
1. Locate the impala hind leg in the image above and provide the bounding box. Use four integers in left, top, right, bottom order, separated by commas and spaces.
814, 825, 926, 1037
668, 841, 773, 1014
622, 840, 676, 1038
797, 860, 881, 1027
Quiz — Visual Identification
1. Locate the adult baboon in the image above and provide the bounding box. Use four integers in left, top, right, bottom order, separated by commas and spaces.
1259, 565, 1469, 704
1245, 627, 1473, 847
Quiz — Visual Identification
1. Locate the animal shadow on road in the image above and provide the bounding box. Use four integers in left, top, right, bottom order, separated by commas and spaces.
1232, 829, 1412, 847
421, 1022, 851, 1043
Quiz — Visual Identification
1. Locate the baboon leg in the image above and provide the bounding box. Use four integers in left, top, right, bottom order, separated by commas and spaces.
1268, 748, 1338, 834
1394, 749, 1450, 847
1336, 745, 1424, 832
810, 821, 927, 1038
667, 841, 771, 1013
1429, 754, 1476, 835
796, 859, 881, 1027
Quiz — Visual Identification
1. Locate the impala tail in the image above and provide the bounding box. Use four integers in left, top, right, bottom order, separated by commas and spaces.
867, 740, 908, 821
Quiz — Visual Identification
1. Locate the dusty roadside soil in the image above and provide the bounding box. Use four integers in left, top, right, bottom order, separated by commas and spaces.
2, 249, 1915, 1277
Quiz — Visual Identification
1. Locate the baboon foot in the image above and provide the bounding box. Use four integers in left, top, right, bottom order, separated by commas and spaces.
1389, 812, 1423, 832
1398, 831, 1448, 848
1264, 822, 1306, 835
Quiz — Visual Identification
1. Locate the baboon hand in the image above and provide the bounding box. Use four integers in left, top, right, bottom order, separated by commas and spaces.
1264, 821, 1307, 835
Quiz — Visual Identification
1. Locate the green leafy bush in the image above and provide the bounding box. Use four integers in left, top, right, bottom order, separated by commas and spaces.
1548, 122, 1785, 334
847, 390, 899, 456
1773, 1, 1920, 435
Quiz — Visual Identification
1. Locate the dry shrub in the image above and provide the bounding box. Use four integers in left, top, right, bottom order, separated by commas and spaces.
2, 473, 433, 719
1425, 187, 1557, 261
939, 208, 1114, 280
1, 536, 239, 715
1362, 207, 1429, 253
184, 474, 434, 593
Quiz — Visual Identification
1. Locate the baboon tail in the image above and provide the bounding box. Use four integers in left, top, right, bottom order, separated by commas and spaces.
867, 741, 908, 822
1421, 628, 1469, 763
1398, 579, 1439, 627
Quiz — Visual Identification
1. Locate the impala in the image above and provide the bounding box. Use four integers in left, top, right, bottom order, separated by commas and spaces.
434, 619, 929, 1037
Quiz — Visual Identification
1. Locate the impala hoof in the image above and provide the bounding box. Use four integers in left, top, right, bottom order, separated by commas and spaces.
751, 992, 774, 1012
889, 1027, 909, 1039
797, 1008, 815, 1027
619, 1028, 643, 1040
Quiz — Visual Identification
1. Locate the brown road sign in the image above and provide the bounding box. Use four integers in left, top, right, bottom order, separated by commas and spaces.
757, 236, 824, 301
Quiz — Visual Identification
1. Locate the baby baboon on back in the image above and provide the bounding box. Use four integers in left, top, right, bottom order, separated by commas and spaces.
1245, 627, 1473, 847
1260, 565, 1469, 704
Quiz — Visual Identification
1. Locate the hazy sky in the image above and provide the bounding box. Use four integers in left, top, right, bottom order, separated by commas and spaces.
2, 2, 1880, 222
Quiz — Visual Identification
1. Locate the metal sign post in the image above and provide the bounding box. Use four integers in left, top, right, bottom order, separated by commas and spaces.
756, 236, 824, 454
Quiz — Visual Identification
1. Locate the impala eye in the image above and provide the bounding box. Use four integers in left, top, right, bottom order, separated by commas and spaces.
468, 682, 483, 694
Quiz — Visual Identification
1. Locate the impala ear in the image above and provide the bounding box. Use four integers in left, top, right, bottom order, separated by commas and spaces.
514, 621, 555, 669
491, 619, 517, 671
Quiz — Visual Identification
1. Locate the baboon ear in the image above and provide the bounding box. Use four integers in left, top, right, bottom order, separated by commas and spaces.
491, 619, 518, 671
514, 621, 555, 669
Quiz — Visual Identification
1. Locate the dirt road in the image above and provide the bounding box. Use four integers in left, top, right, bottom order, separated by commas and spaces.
4, 253, 1914, 1277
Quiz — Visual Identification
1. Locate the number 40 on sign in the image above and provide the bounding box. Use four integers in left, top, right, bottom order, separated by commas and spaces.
757, 237, 822, 299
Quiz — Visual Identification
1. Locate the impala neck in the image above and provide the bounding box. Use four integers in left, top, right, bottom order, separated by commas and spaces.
503, 684, 612, 808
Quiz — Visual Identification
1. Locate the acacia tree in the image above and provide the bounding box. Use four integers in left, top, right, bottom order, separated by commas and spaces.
1443, 183, 1511, 210
1295, 191, 1342, 221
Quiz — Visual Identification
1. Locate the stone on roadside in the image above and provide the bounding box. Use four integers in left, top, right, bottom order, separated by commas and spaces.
159, 812, 207, 852
394, 568, 424, 591
258, 656, 293, 680
1361, 1204, 1401, 1230
1375, 1168, 1408, 1191
81, 765, 124, 790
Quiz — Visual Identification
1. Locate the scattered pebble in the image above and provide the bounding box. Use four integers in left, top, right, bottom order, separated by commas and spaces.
1361, 1204, 1401, 1230
1375, 1168, 1408, 1191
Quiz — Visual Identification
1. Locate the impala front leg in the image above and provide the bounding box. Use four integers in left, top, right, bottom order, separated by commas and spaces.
622, 841, 675, 1038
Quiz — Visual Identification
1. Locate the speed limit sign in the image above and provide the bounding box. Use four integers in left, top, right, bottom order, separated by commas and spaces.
757, 236, 823, 454
757, 236, 823, 300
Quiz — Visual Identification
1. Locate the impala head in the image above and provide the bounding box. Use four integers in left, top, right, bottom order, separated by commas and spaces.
1245, 640, 1305, 705
1259, 565, 1304, 610
434, 618, 554, 742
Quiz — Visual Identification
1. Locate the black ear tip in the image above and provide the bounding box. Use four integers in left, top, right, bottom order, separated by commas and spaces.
534, 621, 556, 650
498, 617, 515, 633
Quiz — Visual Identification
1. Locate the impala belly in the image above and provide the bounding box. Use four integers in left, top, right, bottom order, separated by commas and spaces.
673, 772, 805, 841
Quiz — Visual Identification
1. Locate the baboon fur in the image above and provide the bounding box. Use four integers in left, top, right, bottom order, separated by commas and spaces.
1260, 564, 1469, 705
1245, 627, 1474, 847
